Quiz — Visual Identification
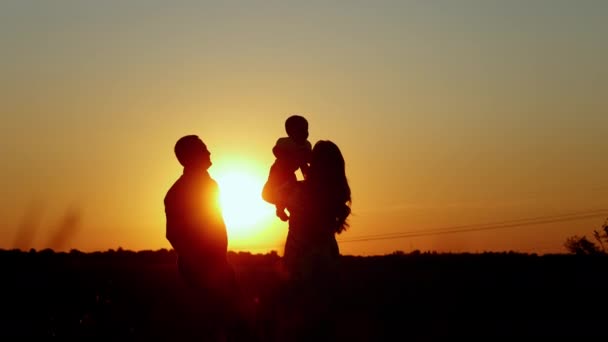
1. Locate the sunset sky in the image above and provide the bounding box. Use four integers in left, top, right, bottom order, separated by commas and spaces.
1, 1, 607, 256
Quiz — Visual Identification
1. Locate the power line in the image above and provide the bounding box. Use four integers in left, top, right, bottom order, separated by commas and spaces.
343, 209, 608, 241
340, 210, 608, 243
227, 209, 608, 250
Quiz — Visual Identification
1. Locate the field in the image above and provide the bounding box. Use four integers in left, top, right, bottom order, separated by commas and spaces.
1, 249, 607, 340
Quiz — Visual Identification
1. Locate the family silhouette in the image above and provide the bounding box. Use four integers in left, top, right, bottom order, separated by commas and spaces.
164, 116, 352, 341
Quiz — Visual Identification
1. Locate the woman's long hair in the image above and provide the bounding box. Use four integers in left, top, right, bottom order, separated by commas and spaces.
307, 140, 352, 234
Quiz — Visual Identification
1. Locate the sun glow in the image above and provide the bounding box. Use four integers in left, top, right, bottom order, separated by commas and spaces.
212, 165, 276, 243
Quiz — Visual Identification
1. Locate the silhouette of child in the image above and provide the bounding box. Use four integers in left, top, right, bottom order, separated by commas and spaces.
263, 115, 312, 221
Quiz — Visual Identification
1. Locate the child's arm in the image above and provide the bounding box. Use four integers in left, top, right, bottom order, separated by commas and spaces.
299, 162, 310, 180
300, 143, 312, 179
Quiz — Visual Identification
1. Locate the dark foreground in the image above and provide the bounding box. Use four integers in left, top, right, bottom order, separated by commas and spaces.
1, 249, 607, 340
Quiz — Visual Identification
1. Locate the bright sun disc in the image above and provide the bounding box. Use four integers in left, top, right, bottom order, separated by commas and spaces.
214, 170, 274, 240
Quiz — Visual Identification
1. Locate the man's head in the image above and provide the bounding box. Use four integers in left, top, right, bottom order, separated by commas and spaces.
174, 135, 212, 170
285, 115, 309, 143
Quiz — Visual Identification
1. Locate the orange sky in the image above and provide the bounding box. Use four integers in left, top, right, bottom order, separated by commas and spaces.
1, 1, 608, 255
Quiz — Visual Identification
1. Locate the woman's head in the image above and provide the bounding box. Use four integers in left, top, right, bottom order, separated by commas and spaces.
309, 140, 352, 233
310, 140, 344, 178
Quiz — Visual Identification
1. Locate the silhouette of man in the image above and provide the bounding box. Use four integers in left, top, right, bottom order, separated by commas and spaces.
164, 135, 244, 339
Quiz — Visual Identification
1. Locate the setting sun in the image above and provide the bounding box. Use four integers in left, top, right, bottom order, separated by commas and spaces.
212, 164, 276, 244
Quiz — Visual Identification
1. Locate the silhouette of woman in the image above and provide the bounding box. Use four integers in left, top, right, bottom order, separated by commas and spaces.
264, 140, 352, 340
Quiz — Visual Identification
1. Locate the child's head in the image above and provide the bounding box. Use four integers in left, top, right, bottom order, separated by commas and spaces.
285, 115, 309, 143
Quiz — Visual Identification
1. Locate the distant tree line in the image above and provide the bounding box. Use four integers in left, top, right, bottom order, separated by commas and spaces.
564, 218, 608, 255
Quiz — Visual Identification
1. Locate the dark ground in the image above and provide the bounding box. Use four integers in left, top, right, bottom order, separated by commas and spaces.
1, 248, 607, 340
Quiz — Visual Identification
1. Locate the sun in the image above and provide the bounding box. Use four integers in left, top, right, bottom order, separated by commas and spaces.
212, 165, 275, 242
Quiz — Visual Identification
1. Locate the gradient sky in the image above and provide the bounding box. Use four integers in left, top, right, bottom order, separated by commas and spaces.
1, 0, 607, 255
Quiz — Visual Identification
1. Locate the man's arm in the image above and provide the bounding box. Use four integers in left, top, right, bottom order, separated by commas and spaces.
201, 179, 228, 253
